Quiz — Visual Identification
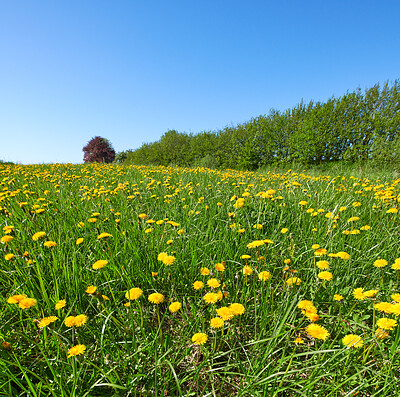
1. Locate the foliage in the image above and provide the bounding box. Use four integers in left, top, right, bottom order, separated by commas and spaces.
82, 136, 116, 163
125, 80, 400, 169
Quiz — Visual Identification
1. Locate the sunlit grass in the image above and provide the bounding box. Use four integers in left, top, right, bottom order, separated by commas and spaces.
0, 163, 400, 396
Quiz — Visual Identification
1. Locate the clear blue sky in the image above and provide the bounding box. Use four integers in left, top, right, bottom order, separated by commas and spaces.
1, 1, 399, 164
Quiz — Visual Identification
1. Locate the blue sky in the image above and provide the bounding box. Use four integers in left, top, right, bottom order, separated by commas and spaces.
1, 1, 399, 164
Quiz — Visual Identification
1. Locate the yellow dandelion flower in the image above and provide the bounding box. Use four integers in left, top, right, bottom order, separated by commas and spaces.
5, 253, 15, 260
342, 334, 363, 348
7, 294, 27, 304
207, 278, 221, 288
162, 255, 175, 266
32, 232, 46, 241
242, 265, 253, 276
376, 317, 397, 330
316, 260, 330, 270
364, 290, 378, 298
374, 259, 388, 268
67, 344, 86, 358
1, 235, 13, 244
18, 298, 37, 309
125, 288, 143, 300
286, 277, 301, 286
210, 317, 224, 328
193, 281, 204, 290
76, 238, 84, 245
391, 294, 400, 303
200, 267, 210, 276
168, 302, 182, 313
85, 286, 97, 294
191, 333, 207, 345
294, 335, 305, 344
386, 208, 398, 214
318, 271, 333, 281
203, 292, 219, 304
353, 288, 366, 300
305, 324, 329, 340
229, 303, 245, 316
375, 328, 389, 340
138, 213, 148, 219
258, 271, 271, 281
157, 252, 168, 261
74, 314, 88, 327
215, 262, 225, 272
148, 293, 165, 304
281, 228, 289, 234
37, 316, 58, 328
92, 260, 108, 269
97, 232, 112, 240
55, 300, 66, 310
334, 294, 344, 301
216, 307, 234, 321
314, 248, 327, 257
64, 316, 76, 327
374, 302, 393, 314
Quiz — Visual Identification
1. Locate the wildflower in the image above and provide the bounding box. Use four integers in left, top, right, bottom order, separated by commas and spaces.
210, 317, 224, 328
314, 248, 327, 256
294, 335, 305, 344
32, 232, 46, 241
1, 235, 13, 244
306, 312, 319, 322
5, 254, 15, 260
229, 303, 245, 316
305, 324, 329, 340
215, 262, 225, 272
76, 238, 84, 245
374, 302, 393, 314
200, 267, 210, 276
55, 300, 66, 310
342, 334, 363, 348
336, 251, 350, 260
67, 344, 86, 358
376, 318, 397, 330
74, 314, 88, 327
97, 232, 112, 240
138, 213, 148, 219
193, 281, 204, 290
157, 252, 168, 261
318, 271, 333, 281
44, 241, 57, 247
169, 302, 182, 313
286, 277, 301, 286
347, 217, 360, 222
392, 258, 400, 270
162, 255, 175, 266
148, 293, 165, 304
92, 260, 108, 269
192, 333, 207, 345
216, 307, 234, 321
316, 260, 330, 270
298, 300, 315, 311
166, 239, 173, 245
334, 294, 344, 301
64, 316, 76, 327
207, 278, 221, 288
364, 290, 378, 298
7, 294, 27, 304
360, 225, 371, 231
375, 328, 389, 340
177, 229, 184, 235
18, 298, 37, 309
242, 265, 253, 276
253, 224, 263, 230
37, 316, 58, 328
386, 208, 398, 214
374, 259, 388, 268
353, 288, 366, 300
258, 271, 271, 281
86, 286, 97, 294
203, 292, 219, 304
125, 288, 143, 300
247, 240, 264, 249
284, 259, 291, 265
392, 294, 400, 303
241, 254, 251, 260
1, 342, 11, 350
299, 201, 308, 206
352, 202, 361, 207
281, 228, 289, 234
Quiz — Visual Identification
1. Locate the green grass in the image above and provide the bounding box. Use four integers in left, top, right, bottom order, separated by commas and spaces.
0, 162, 400, 396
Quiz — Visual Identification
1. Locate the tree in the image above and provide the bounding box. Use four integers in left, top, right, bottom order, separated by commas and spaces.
83, 136, 116, 163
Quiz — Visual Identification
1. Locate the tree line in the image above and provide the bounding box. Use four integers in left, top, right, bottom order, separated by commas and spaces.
122, 80, 400, 169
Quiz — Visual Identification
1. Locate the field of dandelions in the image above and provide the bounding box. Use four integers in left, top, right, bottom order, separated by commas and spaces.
1, 163, 400, 396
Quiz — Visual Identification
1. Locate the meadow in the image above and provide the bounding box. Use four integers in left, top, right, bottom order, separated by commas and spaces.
1, 163, 400, 396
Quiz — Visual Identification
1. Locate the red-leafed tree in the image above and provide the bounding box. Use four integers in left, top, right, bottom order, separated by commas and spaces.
83, 136, 116, 163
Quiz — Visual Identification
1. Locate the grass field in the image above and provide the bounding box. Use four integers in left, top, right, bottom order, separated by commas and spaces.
1, 163, 400, 396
